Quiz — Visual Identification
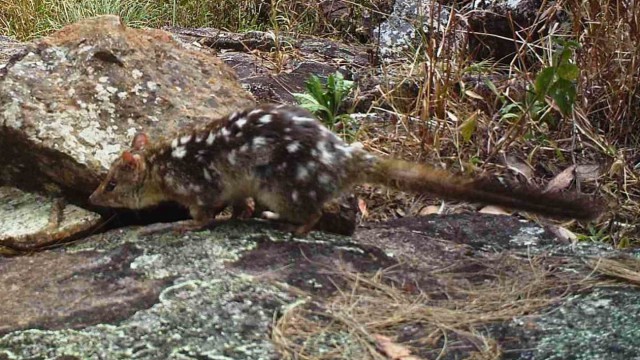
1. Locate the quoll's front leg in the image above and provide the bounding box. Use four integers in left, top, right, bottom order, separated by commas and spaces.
180, 201, 228, 232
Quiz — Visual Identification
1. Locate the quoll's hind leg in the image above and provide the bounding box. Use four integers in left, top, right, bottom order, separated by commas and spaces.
254, 188, 326, 235
267, 202, 324, 236
231, 198, 256, 220
292, 212, 323, 236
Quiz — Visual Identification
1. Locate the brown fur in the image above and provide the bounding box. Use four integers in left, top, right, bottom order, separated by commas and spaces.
366, 159, 603, 221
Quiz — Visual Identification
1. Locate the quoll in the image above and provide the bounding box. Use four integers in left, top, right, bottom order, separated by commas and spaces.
89, 104, 603, 235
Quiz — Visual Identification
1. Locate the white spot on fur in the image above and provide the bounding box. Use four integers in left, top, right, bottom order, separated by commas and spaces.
258, 114, 272, 124
252, 136, 267, 148
239, 144, 249, 153
172, 146, 187, 159
317, 141, 335, 165
292, 191, 299, 202
220, 127, 231, 137
195, 134, 204, 143
229, 111, 239, 120
206, 132, 215, 145
235, 117, 248, 128
292, 116, 315, 122
203, 168, 212, 181
180, 134, 192, 144
335, 144, 354, 158
249, 109, 264, 117
309, 191, 317, 200
171, 138, 179, 148
296, 165, 309, 180
228, 150, 237, 165
284, 136, 292, 141
319, 173, 332, 184
284, 127, 292, 133
287, 141, 301, 153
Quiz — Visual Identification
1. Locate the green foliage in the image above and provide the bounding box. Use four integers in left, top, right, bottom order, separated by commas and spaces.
530, 39, 581, 119
491, 38, 581, 126
0, 0, 271, 40
0, 0, 162, 39
576, 224, 611, 243
46, 0, 162, 30
293, 71, 355, 131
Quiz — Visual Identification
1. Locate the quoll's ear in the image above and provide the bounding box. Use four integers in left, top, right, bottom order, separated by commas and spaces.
121, 151, 143, 169
131, 132, 149, 150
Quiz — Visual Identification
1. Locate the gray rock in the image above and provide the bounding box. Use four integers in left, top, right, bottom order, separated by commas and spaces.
1, 215, 638, 359
0, 15, 255, 199
0, 186, 100, 250
373, 0, 459, 61
0, 220, 379, 359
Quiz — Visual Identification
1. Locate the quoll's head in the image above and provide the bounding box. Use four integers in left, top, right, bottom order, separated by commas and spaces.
89, 133, 155, 209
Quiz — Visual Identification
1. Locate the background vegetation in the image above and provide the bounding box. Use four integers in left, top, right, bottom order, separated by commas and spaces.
1, 0, 638, 245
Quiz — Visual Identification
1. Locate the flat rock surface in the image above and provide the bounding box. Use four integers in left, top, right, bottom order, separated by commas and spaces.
1, 215, 638, 359
0, 186, 101, 250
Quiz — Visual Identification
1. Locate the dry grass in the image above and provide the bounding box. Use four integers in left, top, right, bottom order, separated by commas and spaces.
586, 256, 640, 286
353, 0, 639, 245
272, 254, 600, 359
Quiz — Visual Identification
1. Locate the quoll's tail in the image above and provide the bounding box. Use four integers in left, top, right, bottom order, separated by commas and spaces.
364, 158, 604, 221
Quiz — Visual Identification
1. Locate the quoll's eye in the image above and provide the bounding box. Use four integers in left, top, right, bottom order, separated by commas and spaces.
105, 181, 117, 192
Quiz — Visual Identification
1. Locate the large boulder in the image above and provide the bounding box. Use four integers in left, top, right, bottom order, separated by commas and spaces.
0, 15, 255, 202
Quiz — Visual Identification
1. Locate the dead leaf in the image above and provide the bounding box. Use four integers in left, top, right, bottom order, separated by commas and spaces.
504, 155, 534, 181
358, 198, 369, 218
609, 158, 624, 177
576, 164, 600, 181
373, 334, 421, 360
479, 205, 511, 216
446, 110, 459, 122
545, 165, 576, 192
465, 89, 484, 100
419, 205, 441, 216
547, 224, 577, 243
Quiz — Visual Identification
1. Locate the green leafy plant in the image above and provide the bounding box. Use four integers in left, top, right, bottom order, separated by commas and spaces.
529, 40, 580, 119
489, 38, 581, 126
293, 71, 354, 131
576, 224, 611, 243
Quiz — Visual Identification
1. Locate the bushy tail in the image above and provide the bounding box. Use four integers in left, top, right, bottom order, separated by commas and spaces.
363, 158, 604, 221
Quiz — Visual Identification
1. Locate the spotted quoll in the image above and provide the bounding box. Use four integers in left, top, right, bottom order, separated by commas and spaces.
90, 104, 603, 235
